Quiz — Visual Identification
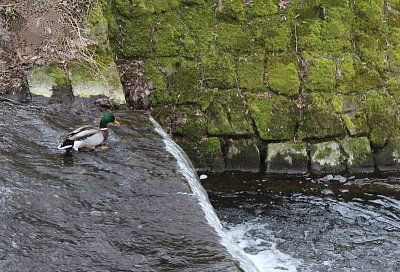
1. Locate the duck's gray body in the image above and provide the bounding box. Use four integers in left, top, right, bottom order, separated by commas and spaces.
58, 126, 109, 151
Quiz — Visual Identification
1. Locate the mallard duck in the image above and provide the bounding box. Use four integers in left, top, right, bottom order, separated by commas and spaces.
58, 113, 120, 151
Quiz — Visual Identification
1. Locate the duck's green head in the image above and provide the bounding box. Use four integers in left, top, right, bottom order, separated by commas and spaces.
100, 113, 120, 128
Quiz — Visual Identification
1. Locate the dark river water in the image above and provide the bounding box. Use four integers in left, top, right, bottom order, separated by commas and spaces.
203, 173, 400, 272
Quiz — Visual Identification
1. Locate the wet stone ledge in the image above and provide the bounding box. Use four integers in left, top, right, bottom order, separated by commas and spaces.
184, 136, 400, 175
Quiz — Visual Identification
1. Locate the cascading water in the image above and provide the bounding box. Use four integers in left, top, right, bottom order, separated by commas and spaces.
150, 117, 261, 272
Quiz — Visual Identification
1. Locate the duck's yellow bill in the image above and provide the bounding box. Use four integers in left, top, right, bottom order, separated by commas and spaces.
114, 119, 121, 125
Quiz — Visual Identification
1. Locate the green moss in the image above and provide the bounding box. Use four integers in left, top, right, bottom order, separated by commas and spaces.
246, 0, 278, 18
297, 20, 322, 53
180, 6, 215, 58
340, 137, 373, 170
249, 15, 293, 51
247, 92, 298, 141
199, 49, 236, 89
387, 74, 400, 102
331, 95, 343, 113
354, 33, 387, 73
144, 63, 168, 105
202, 90, 253, 136
218, 22, 254, 55
320, 7, 352, 55
178, 137, 225, 172
305, 57, 336, 92
298, 93, 346, 140
119, 16, 153, 57
391, 0, 400, 10
341, 95, 369, 136
154, 23, 179, 57
388, 10, 400, 28
267, 54, 300, 97
155, 58, 200, 104
237, 54, 265, 91
388, 28, 400, 72
152, 0, 180, 13
337, 55, 384, 94
297, 6, 351, 55
363, 90, 399, 148
28, 63, 69, 97
217, 0, 245, 21
153, 105, 206, 140
310, 141, 345, 173
353, 0, 384, 32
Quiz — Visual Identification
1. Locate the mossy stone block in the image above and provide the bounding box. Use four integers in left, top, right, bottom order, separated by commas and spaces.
388, 9, 400, 28
154, 58, 200, 104
305, 57, 336, 92
337, 55, 384, 94
218, 23, 253, 54
341, 95, 369, 136
200, 50, 236, 89
311, 141, 345, 173
266, 142, 309, 174
297, 20, 322, 53
387, 74, 400, 103
153, 105, 206, 141
375, 134, 400, 172
267, 55, 300, 97
69, 60, 125, 104
180, 6, 215, 57
171, 61, 200, 104
28, 63, 69, 97
388, 28, 400, 73
217, 0, 245, 21
154, 23, 179, 57
119, 16, 153, 57
202, 90, 253, 136
354, 32, 387, 73
85, 2, 112, 53
246, 0, 278, 18
390, 0, 400, 10
262, 16, 292, 52
143, 63, 168, 106
340, 137, 374, 173
247, 93, 298, 141
237, 55, 265, 91
178, 137, 225, 172
298, 93, 346, 140
363, 90, 399, 149
353, 0, 384, 32
225, 139, 260, 172
320, 7, 352, 55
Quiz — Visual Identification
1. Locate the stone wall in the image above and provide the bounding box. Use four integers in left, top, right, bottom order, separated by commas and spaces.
105, 0, 400, 174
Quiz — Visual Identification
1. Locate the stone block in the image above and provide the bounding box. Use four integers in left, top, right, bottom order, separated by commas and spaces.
225, 139, 260, 172
340, 137, 374, 173
266, 142, 309, 174
310, 141, 345, 173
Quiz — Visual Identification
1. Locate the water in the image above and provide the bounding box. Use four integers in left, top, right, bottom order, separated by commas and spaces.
0, 101, 244, 271
203, 173, 400, 272
151, 117, 260, 272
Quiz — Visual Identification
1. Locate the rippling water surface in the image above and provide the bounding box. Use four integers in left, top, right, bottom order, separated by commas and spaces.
203, 173, 400, 272
0, 102, 243, 271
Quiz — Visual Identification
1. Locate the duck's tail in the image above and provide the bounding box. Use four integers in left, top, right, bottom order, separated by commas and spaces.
58, 139, 74, 149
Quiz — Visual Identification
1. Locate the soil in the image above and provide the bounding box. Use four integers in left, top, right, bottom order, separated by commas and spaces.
0, 0, 94, 95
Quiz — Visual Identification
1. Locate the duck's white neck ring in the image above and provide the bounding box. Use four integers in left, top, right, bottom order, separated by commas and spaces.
100, 128, 108, 131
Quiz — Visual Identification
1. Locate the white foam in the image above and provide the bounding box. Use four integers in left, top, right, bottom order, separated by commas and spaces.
224, 220, 302, 272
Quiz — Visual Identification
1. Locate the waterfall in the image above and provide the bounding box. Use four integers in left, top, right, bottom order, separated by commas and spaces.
150, 117, 260, 272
